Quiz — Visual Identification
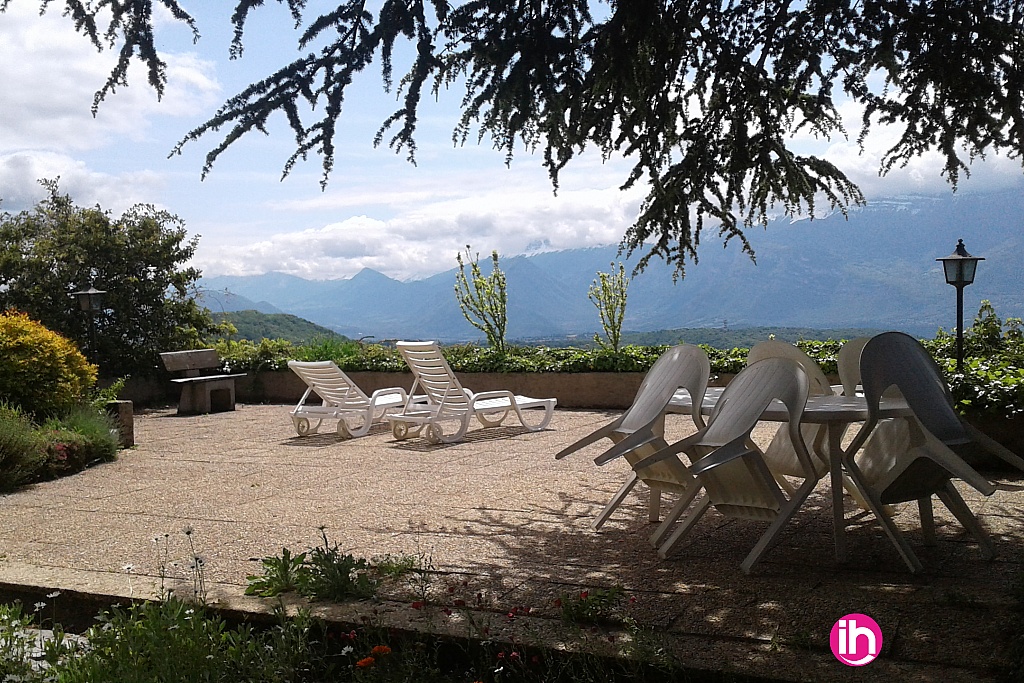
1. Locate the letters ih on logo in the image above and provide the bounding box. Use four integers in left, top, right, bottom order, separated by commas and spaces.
830, 613, 883, 666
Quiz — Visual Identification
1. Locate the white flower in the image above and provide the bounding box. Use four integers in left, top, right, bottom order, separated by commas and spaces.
33, 602, 45, 612
46, 591, 61, 599
341, 645, 354, 655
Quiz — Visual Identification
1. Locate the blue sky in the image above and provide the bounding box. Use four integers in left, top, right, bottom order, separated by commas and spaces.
2, 2, 1022, 282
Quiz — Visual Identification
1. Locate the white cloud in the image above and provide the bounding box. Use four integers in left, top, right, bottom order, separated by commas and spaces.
811, 99, 1024, 198
193, 183, 645, 280
0, 151, 165, 214
0, 3, 219, 154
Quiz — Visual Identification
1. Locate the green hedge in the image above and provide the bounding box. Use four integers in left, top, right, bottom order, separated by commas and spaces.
214, 338, 839, 376
211, 302, 1024, 418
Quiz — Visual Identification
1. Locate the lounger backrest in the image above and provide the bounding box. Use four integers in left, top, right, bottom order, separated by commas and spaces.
397, 341, 472, 412
287, 360, 371, 407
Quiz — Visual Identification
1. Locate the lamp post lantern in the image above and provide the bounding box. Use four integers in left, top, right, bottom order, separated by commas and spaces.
70, 285, 106, 360
936, 239, 984, 374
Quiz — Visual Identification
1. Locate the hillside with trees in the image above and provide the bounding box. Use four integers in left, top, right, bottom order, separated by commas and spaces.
213, 311, 346, 345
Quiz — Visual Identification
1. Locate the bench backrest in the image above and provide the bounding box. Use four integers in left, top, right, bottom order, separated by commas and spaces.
160, 349, 222, 377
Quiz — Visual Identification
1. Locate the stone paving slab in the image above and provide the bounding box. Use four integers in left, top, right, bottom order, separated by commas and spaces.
0, 404, 1021, 682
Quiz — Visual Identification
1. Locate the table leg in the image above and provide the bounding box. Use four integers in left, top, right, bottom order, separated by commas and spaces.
829, 423, 847, 563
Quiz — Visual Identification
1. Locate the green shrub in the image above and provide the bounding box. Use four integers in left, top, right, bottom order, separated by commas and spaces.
0, 310, 97, 418
289, 334, 362, 362
53, 597, 329, 682
0, 402, 44, 491
43, 405, 119, 464
214, 337, 294, 372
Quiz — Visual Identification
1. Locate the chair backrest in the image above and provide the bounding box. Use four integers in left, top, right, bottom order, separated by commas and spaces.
288, 360, 370, 406
621, 344, 710, 432
858, 332, 967, 445
396, 341, 472, 412
704, 357, 810, 448
747, 340, 832, 397
837, 336, 871, 397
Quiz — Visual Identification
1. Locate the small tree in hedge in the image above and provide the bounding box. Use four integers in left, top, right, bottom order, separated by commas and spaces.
589, 263, 629, 353
454, 246, 507, 353
0, 310, 97, 419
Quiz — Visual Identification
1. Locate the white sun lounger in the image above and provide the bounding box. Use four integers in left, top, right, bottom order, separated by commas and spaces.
287, 360, 408, 438
387, 341, 556, 444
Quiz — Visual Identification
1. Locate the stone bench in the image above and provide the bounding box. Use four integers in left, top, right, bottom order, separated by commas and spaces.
159, 349, 246, 415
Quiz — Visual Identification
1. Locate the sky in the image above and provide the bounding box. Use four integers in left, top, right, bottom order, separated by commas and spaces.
2, 2, 1023, 283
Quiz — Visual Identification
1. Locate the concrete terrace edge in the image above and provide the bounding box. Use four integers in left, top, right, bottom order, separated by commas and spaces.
0, 560, 975, 683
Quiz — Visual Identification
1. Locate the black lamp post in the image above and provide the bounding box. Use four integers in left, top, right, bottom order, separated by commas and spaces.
70, 285, 106, 360
936, 239, 984, 374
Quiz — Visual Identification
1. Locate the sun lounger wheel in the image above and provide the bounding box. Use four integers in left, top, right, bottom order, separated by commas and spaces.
293, 417, 321, 436
392, 422, 422, 440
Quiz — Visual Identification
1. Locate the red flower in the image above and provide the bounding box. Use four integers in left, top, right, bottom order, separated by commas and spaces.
356, 656, 375, 668
580, 591, 589, 600
411, 600, 425, 610
370, 645, 391, 656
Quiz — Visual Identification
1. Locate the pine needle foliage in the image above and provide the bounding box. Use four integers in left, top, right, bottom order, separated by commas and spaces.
19, 0, 1024, 276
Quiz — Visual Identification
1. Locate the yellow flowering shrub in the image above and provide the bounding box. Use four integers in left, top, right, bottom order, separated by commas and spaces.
0, 311, 97, 418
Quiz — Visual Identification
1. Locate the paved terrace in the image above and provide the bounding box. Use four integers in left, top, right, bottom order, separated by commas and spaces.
0, 404, 1022, 682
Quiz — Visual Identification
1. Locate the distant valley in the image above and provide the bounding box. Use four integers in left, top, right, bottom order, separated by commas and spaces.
199, 190, 1024, 343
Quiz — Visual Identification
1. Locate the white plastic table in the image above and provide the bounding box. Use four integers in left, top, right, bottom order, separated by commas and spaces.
667, 387, 913, 561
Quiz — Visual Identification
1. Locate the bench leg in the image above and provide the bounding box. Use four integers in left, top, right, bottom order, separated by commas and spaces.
177, 380, 236, 415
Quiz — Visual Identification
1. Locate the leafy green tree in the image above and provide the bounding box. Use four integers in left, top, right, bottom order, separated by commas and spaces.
589, 262, 629, 353
0, 180, 218, 376
454, 246, 507, 353
13, 1, 1024, 276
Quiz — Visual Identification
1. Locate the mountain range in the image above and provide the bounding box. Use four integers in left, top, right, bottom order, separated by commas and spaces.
198, 190, 1024, 342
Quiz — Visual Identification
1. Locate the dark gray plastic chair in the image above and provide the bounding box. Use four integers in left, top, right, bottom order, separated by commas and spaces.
842, 332, 997, 573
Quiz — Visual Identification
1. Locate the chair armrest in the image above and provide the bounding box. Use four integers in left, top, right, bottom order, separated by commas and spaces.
468, 389, 516, 403
555, 421, 621, 459
689, 439, 756, 477
592, 428, 661, 466
629, 433, 701, 471
840, 414, 880, 468
369, 387, 408, 402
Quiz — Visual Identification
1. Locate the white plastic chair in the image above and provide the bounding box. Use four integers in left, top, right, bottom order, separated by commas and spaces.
554, 344, 710, 537
837, 337, 871, 398
387, 341, 556, 444
620, 357, 816, 573
842, 332, 997, 573
287, 360, 408, 438
746, 341, 832, 483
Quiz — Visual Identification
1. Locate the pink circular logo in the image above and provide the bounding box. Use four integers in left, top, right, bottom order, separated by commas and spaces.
830, 613, 882, 666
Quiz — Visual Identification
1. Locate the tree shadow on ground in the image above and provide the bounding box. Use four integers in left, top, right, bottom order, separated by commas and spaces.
374, 481, 1024, 678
